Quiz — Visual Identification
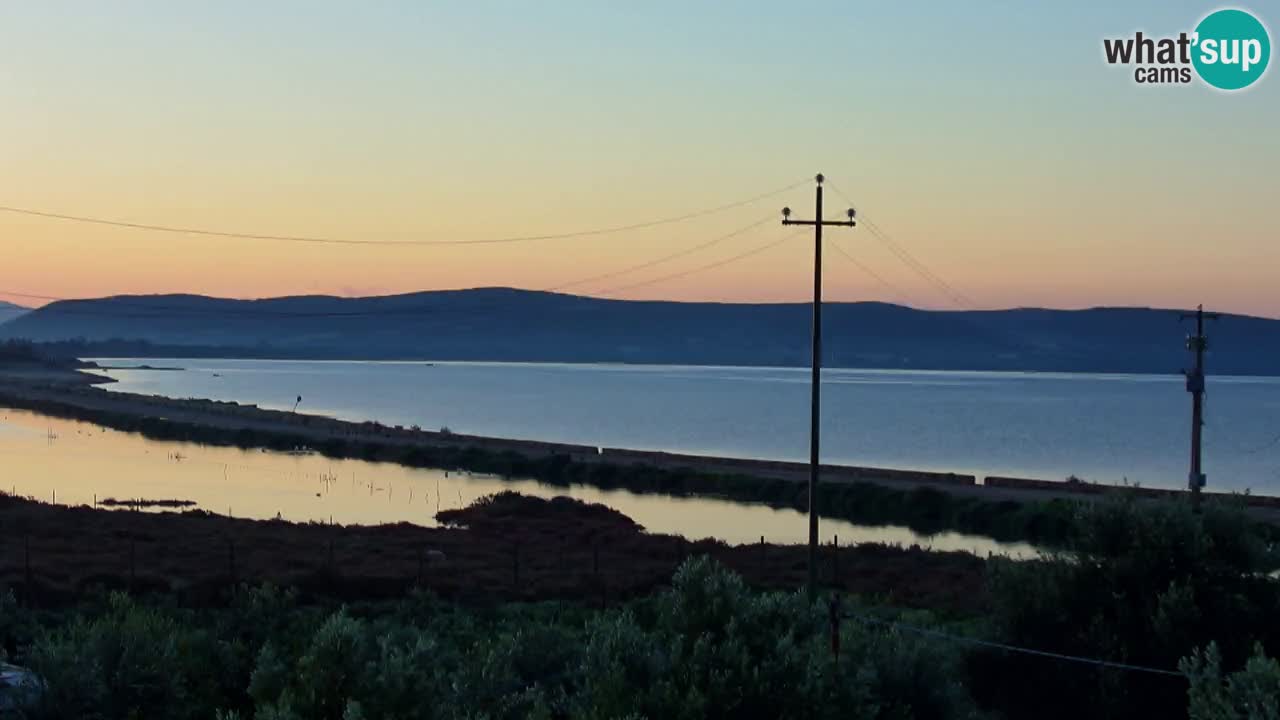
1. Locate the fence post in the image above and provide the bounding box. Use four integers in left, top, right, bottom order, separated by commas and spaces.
832, 534, 839, 588
591, 538, 604, 608
512, 541, 520, 591
227, 538, 237, 587
416, 546, 424, 587
759, 535, 766, 580
829, 592, 842, 667
129, 537, 137, 593
23, 532, 32, 607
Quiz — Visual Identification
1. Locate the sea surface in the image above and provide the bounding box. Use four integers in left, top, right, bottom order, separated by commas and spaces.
88, 359, 1280, 493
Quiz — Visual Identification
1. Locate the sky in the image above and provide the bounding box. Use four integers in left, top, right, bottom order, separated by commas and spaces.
1, 1, 1277, 316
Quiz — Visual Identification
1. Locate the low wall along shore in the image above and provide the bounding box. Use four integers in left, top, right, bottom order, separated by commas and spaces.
597, 447, 979, 487
982, 474, 1280, 509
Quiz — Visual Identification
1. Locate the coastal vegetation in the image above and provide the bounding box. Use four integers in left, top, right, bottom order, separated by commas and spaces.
0, 489, 988, 615
94, 497, 196, 509
3, 561, 976, 720
3, 495, 1280, 719
0, 342, 92, 374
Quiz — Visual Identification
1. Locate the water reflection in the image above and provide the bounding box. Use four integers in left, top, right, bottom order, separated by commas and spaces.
0, 408, 1035, 558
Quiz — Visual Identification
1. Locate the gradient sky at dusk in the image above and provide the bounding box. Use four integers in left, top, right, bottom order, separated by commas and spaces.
2, 1, 1277, 316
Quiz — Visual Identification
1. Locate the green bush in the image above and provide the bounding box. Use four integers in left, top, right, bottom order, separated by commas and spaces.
9, 495, 1280, 719
572, 556, 975, 720
28, 593, 192, 720
982, 495, 1280, 719
1182, 643, 1280, 720
3, 559, 989, 720
0, 589, 31, 661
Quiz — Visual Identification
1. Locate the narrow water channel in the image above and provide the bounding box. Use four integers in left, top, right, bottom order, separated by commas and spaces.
1, 408, 1036, 558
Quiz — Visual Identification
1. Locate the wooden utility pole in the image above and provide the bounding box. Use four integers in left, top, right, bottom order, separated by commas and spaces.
1180, 304, 1219, 509
782, 173, 856, 599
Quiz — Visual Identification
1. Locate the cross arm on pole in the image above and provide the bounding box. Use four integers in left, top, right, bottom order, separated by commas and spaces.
783, 219, 857, 227
781, 206, 857, 226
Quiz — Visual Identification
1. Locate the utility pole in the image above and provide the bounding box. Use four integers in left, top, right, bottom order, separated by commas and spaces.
1180, 304, 1219, 509
782, 173, 856, 599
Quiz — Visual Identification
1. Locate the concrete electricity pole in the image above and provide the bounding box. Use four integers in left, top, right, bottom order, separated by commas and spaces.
1180, 304, 1219, 509
782, 173, 856, 599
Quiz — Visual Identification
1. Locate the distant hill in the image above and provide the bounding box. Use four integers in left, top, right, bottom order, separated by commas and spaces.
0, 300, 28, 325
2, 288, 1278, 375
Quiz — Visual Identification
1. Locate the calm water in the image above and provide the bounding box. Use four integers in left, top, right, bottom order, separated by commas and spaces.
0, 408, 1029, 556
90, 359, 1280, 493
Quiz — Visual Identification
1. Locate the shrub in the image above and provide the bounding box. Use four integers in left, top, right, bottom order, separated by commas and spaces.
982, 495, 1280, 719
1182, 643, 1280, 720
28, 594, 193, 720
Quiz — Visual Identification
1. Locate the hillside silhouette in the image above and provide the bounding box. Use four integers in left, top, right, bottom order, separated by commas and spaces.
2, 288, 1277, 374
0, 300, 28, 325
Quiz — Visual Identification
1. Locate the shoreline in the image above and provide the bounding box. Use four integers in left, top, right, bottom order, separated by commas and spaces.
1, 369, 1277, 545
11, 369, 1276, 499
71, 352, 1280, 379
0, 370, 1051, 496
80, 361, 1280, 503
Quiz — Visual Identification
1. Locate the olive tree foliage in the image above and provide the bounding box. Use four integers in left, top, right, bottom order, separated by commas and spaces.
984, 495, 1280, 720
4, 559, 981, 720
1182, 643, 1280, 720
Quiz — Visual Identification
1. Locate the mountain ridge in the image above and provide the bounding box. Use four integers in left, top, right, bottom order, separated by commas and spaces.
2, 288, 1277, 375
0, 300, 29, 325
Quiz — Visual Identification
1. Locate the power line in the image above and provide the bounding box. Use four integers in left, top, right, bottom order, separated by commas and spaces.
0, 226, 792, 334
843, 609, 1185, 679
592, 231, 801, 296
547, 214, 774, 292
0, 289, 493, 319
1217, 430, 1280, 456
1245, 433, 1280, 454
0, 221, 786, 319
863, 218, 974, 307
0, 290, 78, 304
0, 295, 463, 320
826, 238, 911, 305
0, 178, 808, 247
826, 181, 975, 308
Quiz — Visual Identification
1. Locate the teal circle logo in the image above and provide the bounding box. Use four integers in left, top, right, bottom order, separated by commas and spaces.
1192, 9, 1271, 90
